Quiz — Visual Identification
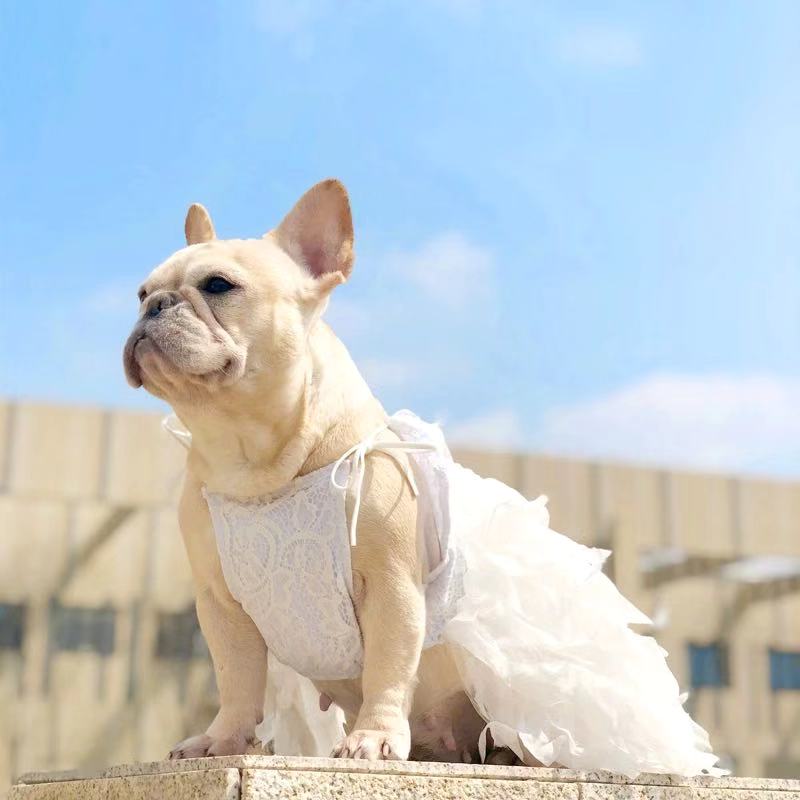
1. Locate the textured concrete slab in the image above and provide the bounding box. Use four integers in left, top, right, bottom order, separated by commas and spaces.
584, 788, 800, 800
242, 768, 580, 799
10, 767, 240, 799
11, 756, 800, 799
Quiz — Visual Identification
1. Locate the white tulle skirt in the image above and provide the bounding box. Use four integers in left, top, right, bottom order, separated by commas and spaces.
442, 463, 721, 777
258, 461, 721, 778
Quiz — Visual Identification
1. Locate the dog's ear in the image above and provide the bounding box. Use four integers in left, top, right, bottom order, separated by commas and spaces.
273, 179, 354, 293
185, 203, 216, 245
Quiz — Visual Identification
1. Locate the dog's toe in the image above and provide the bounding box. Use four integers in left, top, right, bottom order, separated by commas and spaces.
168, 734, 213, 760
332, 729, 408, 761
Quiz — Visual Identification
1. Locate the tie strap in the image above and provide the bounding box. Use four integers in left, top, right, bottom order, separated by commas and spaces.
330, 424, 437, 546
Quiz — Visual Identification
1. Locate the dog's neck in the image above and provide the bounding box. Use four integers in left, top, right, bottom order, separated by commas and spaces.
173, 323, 385, 498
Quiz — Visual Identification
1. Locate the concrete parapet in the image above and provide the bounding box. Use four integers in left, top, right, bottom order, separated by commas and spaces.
11, 756, 800, 799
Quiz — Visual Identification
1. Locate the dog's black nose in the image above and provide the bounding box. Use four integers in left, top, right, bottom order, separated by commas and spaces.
144, 292, 178, 319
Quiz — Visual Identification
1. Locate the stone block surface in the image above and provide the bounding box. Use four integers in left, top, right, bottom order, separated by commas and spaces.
10, 767, 239, 799
242, 767, 579, 798
11, 756, 800, 799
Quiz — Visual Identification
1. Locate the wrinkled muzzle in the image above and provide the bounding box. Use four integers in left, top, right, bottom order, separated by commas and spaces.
123, 288, 245, 393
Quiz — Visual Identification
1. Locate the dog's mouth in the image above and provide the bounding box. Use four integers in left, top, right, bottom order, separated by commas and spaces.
122, 332, 148, 388
123, 320, 245, 394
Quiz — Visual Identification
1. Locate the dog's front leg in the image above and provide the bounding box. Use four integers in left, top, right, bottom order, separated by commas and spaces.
169, 475, 268, 759
332, 572, 425, 760
332, 460, 426, 761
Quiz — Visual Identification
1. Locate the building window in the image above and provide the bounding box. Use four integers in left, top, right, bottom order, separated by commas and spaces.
0, 603, 25, 650
156, 608, 207, 660
688, 642, 729, 688
50, 603, 116, 656
769, 649, 800, 691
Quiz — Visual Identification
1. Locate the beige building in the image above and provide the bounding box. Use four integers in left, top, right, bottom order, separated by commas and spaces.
1, 398, 799, 793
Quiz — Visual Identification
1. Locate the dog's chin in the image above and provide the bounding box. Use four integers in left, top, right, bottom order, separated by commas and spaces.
126, 335, 245, 400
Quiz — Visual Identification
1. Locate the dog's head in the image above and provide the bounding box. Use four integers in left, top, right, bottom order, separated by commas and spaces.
123, 180, 354, 403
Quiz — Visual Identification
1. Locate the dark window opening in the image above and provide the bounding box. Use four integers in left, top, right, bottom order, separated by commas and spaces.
156, 608, 207, 660
51, 603, 116, 656
769, 649, 800, 691
0, 603, 25, 650
689, 642, 729, 688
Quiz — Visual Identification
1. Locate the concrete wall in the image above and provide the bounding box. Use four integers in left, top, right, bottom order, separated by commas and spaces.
0, 400, 215, 794
1, 399, 799, 791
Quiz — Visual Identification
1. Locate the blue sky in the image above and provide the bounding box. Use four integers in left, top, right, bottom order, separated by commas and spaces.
2, 1, 799, 476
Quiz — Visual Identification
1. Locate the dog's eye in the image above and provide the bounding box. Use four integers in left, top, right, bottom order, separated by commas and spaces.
202, 276, 235, 294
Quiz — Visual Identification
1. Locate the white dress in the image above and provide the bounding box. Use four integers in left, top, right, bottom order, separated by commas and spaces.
165, 410, 722, 778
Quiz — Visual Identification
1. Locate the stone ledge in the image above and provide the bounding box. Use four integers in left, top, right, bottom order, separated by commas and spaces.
11, 756, 800, 799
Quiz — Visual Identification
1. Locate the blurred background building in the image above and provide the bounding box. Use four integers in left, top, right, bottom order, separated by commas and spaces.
1, 397, 799, 795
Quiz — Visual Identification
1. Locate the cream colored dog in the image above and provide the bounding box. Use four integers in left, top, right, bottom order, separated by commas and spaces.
123, 180, 487, 763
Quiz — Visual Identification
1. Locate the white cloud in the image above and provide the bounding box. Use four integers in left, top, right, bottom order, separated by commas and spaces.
555, 25, 643, 69
445, 408, 525, 451
325, 297, 375, 341
386, 231, 495, 310
323, 231, 498, 405
357, 357, 419, 393
536, 373, 800, 476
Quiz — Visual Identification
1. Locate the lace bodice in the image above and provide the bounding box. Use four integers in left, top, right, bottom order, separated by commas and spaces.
203, 411, 464, 682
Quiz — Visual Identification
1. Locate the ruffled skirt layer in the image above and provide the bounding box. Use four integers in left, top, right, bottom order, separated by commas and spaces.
442, 464, 721, 777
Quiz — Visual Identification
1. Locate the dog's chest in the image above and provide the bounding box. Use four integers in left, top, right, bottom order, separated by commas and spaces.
204, 462, 364, 681
199, 410, 463, 683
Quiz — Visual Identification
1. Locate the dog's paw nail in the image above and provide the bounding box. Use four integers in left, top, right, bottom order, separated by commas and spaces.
333, 729, 409, 761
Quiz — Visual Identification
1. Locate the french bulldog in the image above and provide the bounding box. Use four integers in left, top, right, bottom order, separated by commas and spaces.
123, 180, 489, 763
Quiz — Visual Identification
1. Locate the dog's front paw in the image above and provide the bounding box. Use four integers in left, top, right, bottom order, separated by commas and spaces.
168, 730, 255, 760
332, 728, 410, 761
